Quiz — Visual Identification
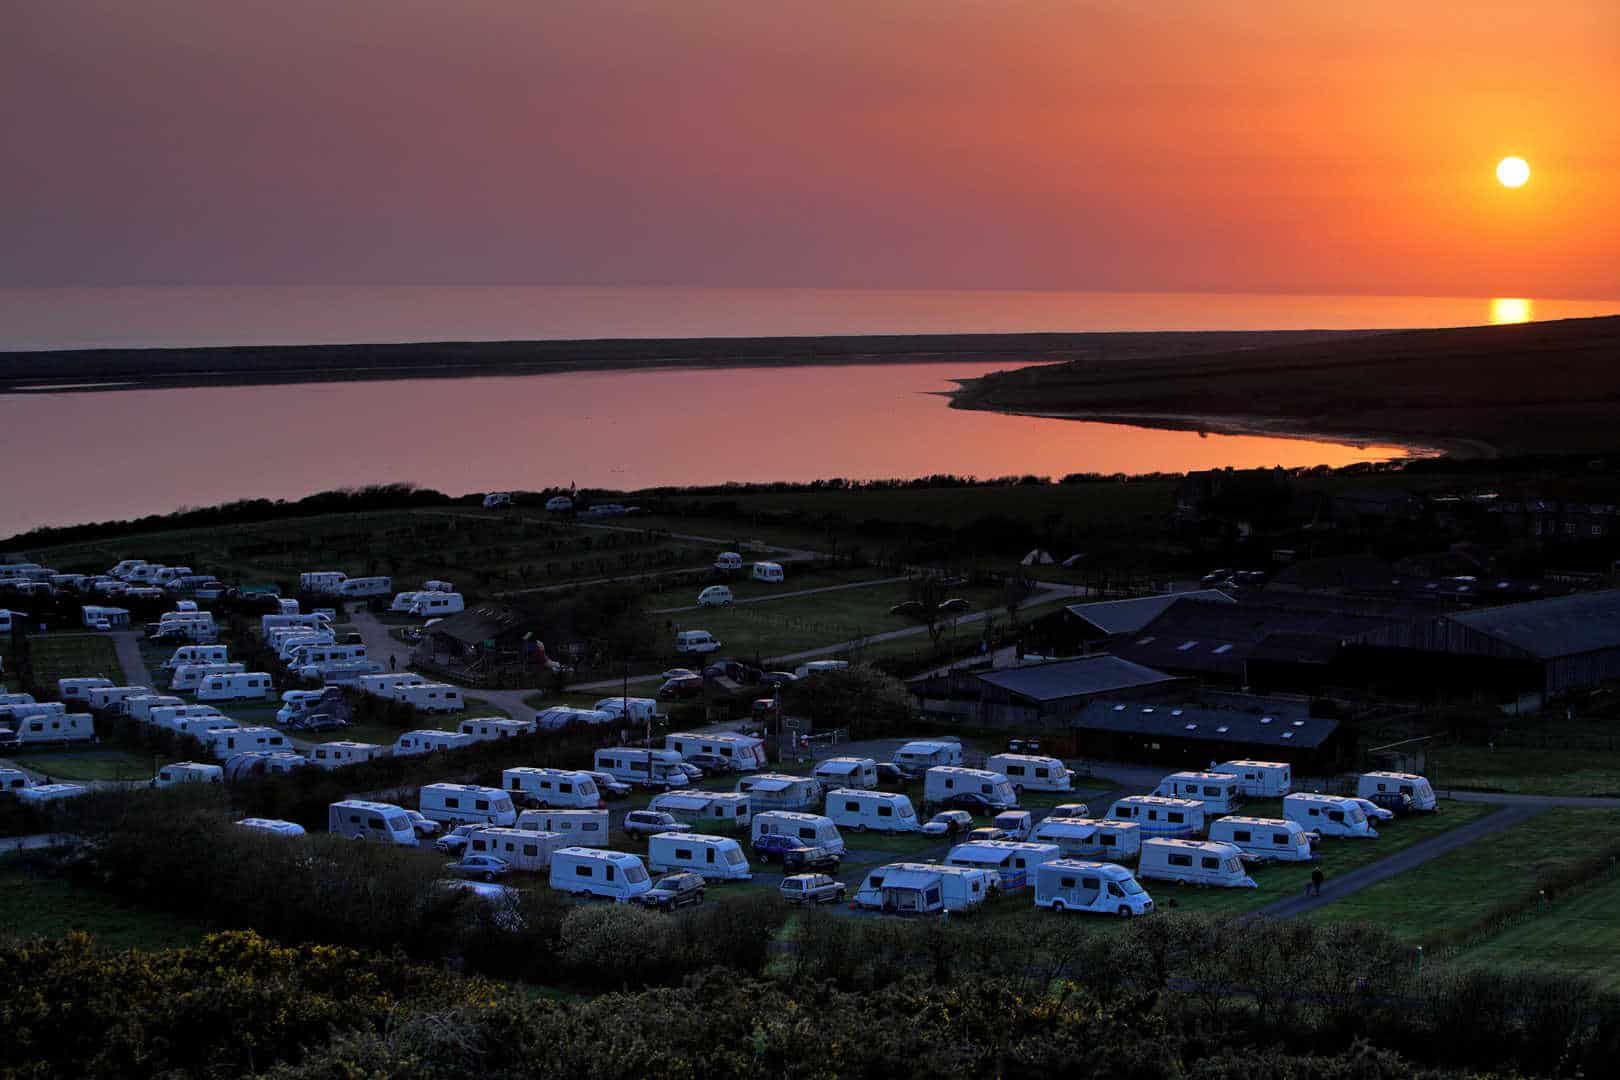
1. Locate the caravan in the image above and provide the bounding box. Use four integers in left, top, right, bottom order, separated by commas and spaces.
299, 571, 348, 594
593, 747, 688, 790
1153, 771, 1243, 814
57, 678, 114, 705
153, 762, 223, 787
85, 685, 152, 714
407, 592, 464, 617
418, 783, 517, 827
336, 576, 392, 598
1208, 816, 1315, 863
502, 767, 603, 809
196, 672, 273, 702
389, 591, 422, 613
459, 717, 536, 742
261, 613, 331, 637
596, 696, 661, 725
535, 705, 615, 731
984, 753, 1075, 793
328, 800, 418, 845
396, 683, 464, 712
736, 774, 822, 812
126, 695, 185, 722
1357, 771, 1438, 813
648, 833, 753, 880
15, 712, 95, 746
146, 703, 225, 730
202, 726, 288, 760
466, 827, 564, 872
1138, 838, 1256, 888
1213, 760, 1293, 798
308, 659, 384, 686
548, 848, 652, 901
824, 789, 920, 833
1034, 860, 1155, 916
751, 811, 845, 855
648, 789, 753, 831
284, 642, 367, 670
813, 757, 878, 790
516, 808, 610, 847
1030, 817, 1143, 862
307, 741, 386, 769
1284, 793, 1378, 838
751, 561, 784, 583
924, 766, 1018, 811
80, 605, 130, 630
944, 840, 1062, 891
171, 662, 245, 691
15, 783, 89, 805
852, 862, 993, 914
1104, 796, 1206, 838
664, 731, 768, 772
893, 740, 963, 778
162, 644, 230, 671
392, 730, 476, 756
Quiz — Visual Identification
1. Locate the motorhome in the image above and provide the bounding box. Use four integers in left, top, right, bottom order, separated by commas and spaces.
502, 767, 603, 809
389, 591, 422, 613
201, 726, 288, 760
336, 576, 392, 598
813, 757, 879, 790
984, 753, 1075, 793
407, 592, 464, 617
735, 774, 822, 812
126, 695, 185, 722
648, 789, 753, 831
81, 605, 130, 630
595, 696, 661, 725
793, 659, 848, 678
1139, 838, 1256, 888
15, 712, 95, 746
16, 783, 89, 805
196, 672, 273, 702
750, 810, 845, 855
171, 662, 245, 691
535, 705, 615, 731
299, 571, 348, 594
162, 644, 230, 671
751, 561, 784, 583
893, 740, 963, 778
548, 848, 652, 901
1212, 760, 1294, 798
418, 783, 517, 827
593, 747, 688, 789
664, 731, 768, 771
648, 833, 753, 880
1034, 860, 1155, 916
1284, 793, 1379, 838
396, 683, 464, 712
824, 789, 920, 833
308, 659, 384, 686
85, 685, 152, 714
307, 741, 386, 769
154, 761, 223, 787
328, 800, 418, 845
1357, 771, 1438, 813
1030, 817, 1143, 862
673, 629, 721, 654
516, 808, 610, 847
1104, 796, 1206, 838
392, 730, 476, 756
261, 613, 331, 637
1208, 816, 1315, 863
924, 766, 1018, 811
284, 642, 367, 670
57, 677, 114, 705
466, 827, 565, 872
714, 551, 743, 571
852, 862, 993, 914
697, 585, 733, 607
459, 717, 536, 742
1153, 771, 1243, 814
275, 689, 336, 725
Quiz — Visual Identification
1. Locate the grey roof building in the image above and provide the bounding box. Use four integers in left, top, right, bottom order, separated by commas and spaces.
909, 655, 1182, 729
1069, 697, 1345, 769
1024, 589, 1235, 656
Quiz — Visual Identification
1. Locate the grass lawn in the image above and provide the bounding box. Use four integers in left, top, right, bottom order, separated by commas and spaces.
15, 751, 168, 782
23, 633, 124, 691
1436, 742, 1620, 798
639, 565, 901, 610
1446, 870, 1620, 990
1308, 807, 1620, 943
0, 861, 205, 950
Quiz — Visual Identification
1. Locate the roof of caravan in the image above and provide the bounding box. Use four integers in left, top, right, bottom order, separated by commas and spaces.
1112, 795, 1204, 808
654, 789, 749, 805
816, 757, 876, 768
555, 847, 641, 863
753, 810, 830, 822
1161, 771, 1240, 783
1285, 792, 1358, 804
1142, 838, 1240, 852
827, 788, 911, 800
650, 831, 739, 846
740, 774, 815, 792
421, 783, 507, 795
667, 730, 762, 744
1219, 760, 1290, 768
334, 799, 405, 812
476, 826, 561, 839
1212, 816, 1296, 829
321, 741, 384, 751
976, 655, 1179, 702
948, 840, 1062, 856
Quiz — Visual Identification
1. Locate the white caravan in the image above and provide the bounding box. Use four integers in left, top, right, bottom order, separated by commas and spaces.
648, 833, 753, 881
422, 580, 454, 593
0, 702, 64, 724
162, 644, 229, 671
751, 810, 845, 855
418, 783, 517, 827
357, 673, 428, 698
85, 685, 152, 714
1104, 796, 1206, 838
502, 767, 603, 809
261, 613, 331, 637
307, 741, 386, 769
171, 662, 245, 691
336, 576, 392, 598
57, 677, 114, 705
1153, 771, 1243, 814
1284, 793, 1378, 838
154, 761, 223, 787
202, 726, 288, 760
81, 605, 130, 629
735, 774, 821, 812
196, 672, 273, 702
1139, 838, 1256, 888
109, 559, 149, 580
309, 659, 384, 686
146, 703, 224, 730
126, 695, 185, 722
751, 561, 784, 583
944, 840, 1062, 891
535, 705, 615, 731
596, 696, 661, 725
1213, 760, 1294, 798
284, 642, 367, 669
169, 715, 237, 739
664, 731, 768, 772
485, 492, 515, 509
157, 612, 218, 636
0, 692, 35, 706
392, 730, 476, 756
16, 783, 89, 805
648, 789, 753, 831
516, 808, 610, 847
985, 753, 1075, 793
924, 766, 1018, 811
813, 757, 878, 790
893, 740, 963, 778
593, 747, 688, 789
458, 717, 536, 742
793, 660, 849, 678
407, 592, 464, 617
852, 862, 993, 915
466, 827, 564, 872
824, 789, 919, 833
328, 800, 417, 845
673, 629, 721, 654
1030, 817, 1143, 862
389, 591, 422, 613
299, 571, 348, 594
15, 713, 95, 746
714, 551, 743, 571
1357, 771, 1438, 812
1034, 860, 1155, 917
549, 848, 652, 901
1208, 816, 1315, 863
396, 683, 464, 712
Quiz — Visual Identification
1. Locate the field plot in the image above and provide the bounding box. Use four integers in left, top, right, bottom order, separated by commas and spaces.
1447, 871, 1620, 990
638, 565, 900, 610
0, 862, 205, 950
24, 633, 123, 690
18, 752, 167, 782
1437, 738, 1620, 798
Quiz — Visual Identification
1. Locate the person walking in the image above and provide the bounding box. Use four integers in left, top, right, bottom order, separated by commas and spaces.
1310, 866, 1325, 897
389, 653, 397, 672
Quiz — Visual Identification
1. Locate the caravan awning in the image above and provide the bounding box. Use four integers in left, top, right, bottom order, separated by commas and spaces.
879, 868, 943, 892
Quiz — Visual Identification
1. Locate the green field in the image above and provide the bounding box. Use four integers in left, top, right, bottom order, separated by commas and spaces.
23, 633, 124, 692
0, 862, 205, 950
1446, 870, 1620, 989
638, 565, 901, 609
17, 751, 168, 782
1437, 742, 1620, 797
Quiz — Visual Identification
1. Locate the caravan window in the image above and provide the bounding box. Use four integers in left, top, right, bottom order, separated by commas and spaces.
1034, 767, 1049, 778
713, 807, 724, 818
705, 847, 716, 864
1060, 876, 1076, 889
574, 865, 593, 878
1167, 853, 1192, 868
676, 847, 694, 860
1005, 764, 1026, 777
1200, 856, 1219, 869
558, 782, 572, 794
1099, 834, 1117, 847
1232, 829, 1252, 843
604, 865, 616, 882
1107, 882, 1125, 897
943, 777, 955, 789
523, 844, 538, 857
878, 805, 893, 818
366, 816, 384, 830
444, 797, 461, 809
797, 827, 816, 841
1328, 811, 1344, 823
475, 799, 489, 811
472, 838, 489, 852
581, 822, 601, 834
925, 887, 941, 906
625, 865, 648, 884
1203, 786, 1219, 796
1083, 876, 1100, 890
1168, 812, 1185, 824
1272, 832, 1290, 845
734, 805, 745, 817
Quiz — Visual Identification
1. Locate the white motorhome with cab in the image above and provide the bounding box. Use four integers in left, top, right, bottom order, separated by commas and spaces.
1035, 860, 1154, 916
697, 585, 733, 607
328, 800, 417, 845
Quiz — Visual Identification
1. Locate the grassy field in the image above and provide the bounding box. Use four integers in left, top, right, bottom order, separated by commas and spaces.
1308, 807, 1620, 943
17, 751, 168, 782
24, 633, 124, 691
1436, 741, 1620, 797
1446, 870, 1620, 989
638, 565, 899, 609
0, 861, 205, 950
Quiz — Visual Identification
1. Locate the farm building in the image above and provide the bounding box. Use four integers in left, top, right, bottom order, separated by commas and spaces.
413, 603, 561, 682
1070, 698, 1346, 771
1022, 589, 1234, 658
910, 655, 1181, 730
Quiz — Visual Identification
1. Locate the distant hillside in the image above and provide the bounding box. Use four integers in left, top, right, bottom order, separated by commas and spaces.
951, 315, 1620, 455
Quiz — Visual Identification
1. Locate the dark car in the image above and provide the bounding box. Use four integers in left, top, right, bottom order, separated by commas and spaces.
937, 598, 971, 614
685, 752, 733, 773
445, 854, 512, 882
635, 872, 706, 912
434, 824, 480, 855
752, 833, 806, 863
703, 659, 762, 684
288, 712, 348, 733
658, 675, 704, 700
624, 810, 685, 838
782, 845, 842, 874
0, 727, 19, 752
944, 792, 996, 814
888, 600, 924, 617
874, 763, 905, 786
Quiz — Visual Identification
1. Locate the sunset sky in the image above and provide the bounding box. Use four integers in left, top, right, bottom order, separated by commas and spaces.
5, 1, 1617, 297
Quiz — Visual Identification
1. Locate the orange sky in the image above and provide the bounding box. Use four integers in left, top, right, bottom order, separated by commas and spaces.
3, 0, 1617, 296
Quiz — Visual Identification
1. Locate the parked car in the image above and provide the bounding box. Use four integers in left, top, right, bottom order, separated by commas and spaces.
585, 770, 632, 799
634, 872, 706, 912
445, 854, 512, 882
944, 792, 997, 814
874, 763, 905, 786
661, 667, 698, 680
920, 810, 974, 837
658, 675, 704, 700
624, 810, 684, 838
404, 810, 442, 839
937, 598, 971, 614
287, 712, 348, 733
674, 762, 705, 782
1351, 797, 1397, 823
782, 845, 842, 874
685, 751, 733, 773
888, 600, 924, 617
703, 659, 762, 684
780, 874, 847, 905
966, 826, 1009, 842
434, 824, 480, 855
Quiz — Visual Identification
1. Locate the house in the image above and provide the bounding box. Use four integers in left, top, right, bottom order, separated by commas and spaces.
911, 655, 1181, 730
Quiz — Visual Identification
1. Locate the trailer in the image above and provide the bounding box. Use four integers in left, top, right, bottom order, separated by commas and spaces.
1357, 771, 1438, 813
1284, 793, 1378, 838
395, 683, 464, 712
824, 789, 920, 833
299, 571, 348, 594
85, 685, 152, 714
502, 767, 603, 809
813, 757, 878, 790
466, 827, 565, 872
1139, 838, 1256, 888
648, 789, 753, 831
307, 741, 386, 769
15, 712, 95, 746
153, 761, 223, 787
1029, 817, 1143, 862
751, 561, 784, 583
1212, 760, 1293, 798
1104, 796, 1206, 838
735, 773, 822, 812
196, 672, 273, 702
924, 766, 1018, 811
57, 677, 114, 705
162, 644, 230, 671
596, 696, 661, 724
328, 799, 417, 845
389, 591, 422, 613
284, 642, 368, 669
309, 659, 385, 686
593, 747, 688, 790
146, 703, 225, 730
261, 613, 331, 637
125, 695, 185, 722
851, 862, 993, 914
201, 726, 289, 760
1034, 859, 1155, 916
392, 730, 476, 756
893, 740, 963, 778
336, 576, 392, 598
647, 832, 753, 880
407, 592, 464, 617
750, 810, 845, 855
171, 662, 245, 691
1208, 816, 1315, 863
516, 808, 610, 847
15, 783, 89, 805
458, 717, 536, 742
548, 848, 652, 901
663, 731, 767, 772
1153, 771, 1243, 814
535, 705, 615, 731
944, 840, 1062, 891
984, 753, 1075, 793
81, 605, 131, 630
418, 783, 517, 827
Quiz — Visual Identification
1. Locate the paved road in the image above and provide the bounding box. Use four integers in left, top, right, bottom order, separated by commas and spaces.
649, 576, 909, 615
110, 630, 155, 688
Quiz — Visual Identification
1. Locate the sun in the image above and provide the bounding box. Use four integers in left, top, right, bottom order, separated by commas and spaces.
1497, 156, 1530, 188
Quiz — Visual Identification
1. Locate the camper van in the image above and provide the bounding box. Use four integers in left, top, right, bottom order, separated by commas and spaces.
736, 774, 822, 812
407, 592, 464, 617
57, 677, 114, 705
824, 789, 920, 833
196, 672, 272, 702
162, 644, 230, 671
85, 685, 151, 714
299, 571, 348, 594
1139, 838, 1256, 888
275, 689, 333, 725
466, 827, 564, 872
595, 696, 661, 725
697, 585, 734, 607
336, 576, 392, 598
1208, 816, 1315, 863
648, 833, 753, 880
852, 862, 992, 915
328, 800, 418, 845
1357, 771, 1438, 813
945, 840, 1062, 891
593, 747, 688, 790
502, 767, 603, 809
535, 705, 615, 731
714, 552, 743, 571
516, 808, 610, 847
125, 695, 185, 722
1285, 793, 1378, 838
548, 848, 652, 901
459, 717, 536, 742
307, 741, 386, 769
396, 683, 464, 712
1104, 796, 1206, 838
153, 762, 223, 787
813, 757, 879, 790
1030, 817, 1143, 862
751, 561, 784, 583
984, 753, 1075, 793
392, 730, 476, 756
171, 662, 245, 692
1212, 760, 1294, 798
1153, 771, 1243, 814
202, 726, 288, 760
1034, 860, 1155, 916
16, 712, 95, 746
673, 629, 721, 655
648, 789, 753, 831
893, 740, 964, 778
924, 766, 1018, 811
751, 810, 845, 855
664, 731, 768, 772
418, 783, 517, 827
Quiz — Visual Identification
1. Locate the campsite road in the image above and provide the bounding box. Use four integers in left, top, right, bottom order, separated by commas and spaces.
110, 631, 155, 689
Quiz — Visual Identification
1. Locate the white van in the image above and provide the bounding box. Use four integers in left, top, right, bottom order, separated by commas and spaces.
407, 592, 465, 617
197, 672, 272, 702
86, 685, 152, 714
924, 766, 1018, 811
396, 683, 464, 712
736, 774, 822, 812
171, 662, 245, 692
299, 571, 348, 594
154, 761, 223, 787
328, 800, 417, 845
852, 862, 992, 914
307, 741, 386, 769
548, 848, 652, 901
162, 644, 230, 671
648, 789, 753, 831
593, 747, 688, 790
713, 552, 743, 571
648, 833, 753, 880
751, 810, 845, 855
697, 585, 734, 607
502, 767, 603, 809
944, 840, 1062, 891
1284, 793, 1378, 838
336, 576, 392, 598
392, 730, 476, 756
1034, 860, 1155, 916
418, 783, 517, 827
466, 827, 565, 872
985, 753, 1074, 793
202, 726, 287, 760
1208, 816, 1315, 863
458, 717, 536, 742
16, 713, 95, 746
57, 677, 114, 705
1139, 838, 1256, 888
1357, 771, 1438, 813
664, 731, 768, 772
1153, 771, 1243, 814
1104, 796, 1205, 838
825, 789, 919, 833
751, 561, 784, 583
1030, 817, 1143, 862
595, 697, 661, 725
674, 629, 721, 655
516, 808, 610, 847
1213, 760, 1293, 798
893, 740, 963, 778
813, 757, 878, 790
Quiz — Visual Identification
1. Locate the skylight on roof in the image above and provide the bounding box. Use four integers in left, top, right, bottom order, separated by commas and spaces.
1136, 636, 1156, 645
1113, 704, 1126, 712
1177, 640, 1199, 651
1215, 725, 1230, 733
1260, 717, 1273, 725
1142, 707, 1155, 714
1292, 720, 1305, 727
1184, 723, 1197, 731
1281, 732, 1295, 739
1171, 709, 1183, 716
1213, 644, 1233, 654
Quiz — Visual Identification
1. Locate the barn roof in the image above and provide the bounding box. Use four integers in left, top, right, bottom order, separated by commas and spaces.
976, 655, 1178, 703
424, 603, 527, 645
1446, 590, 1620, 660
1061, 590, 1235, 636
1073, 700, 1339, 750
